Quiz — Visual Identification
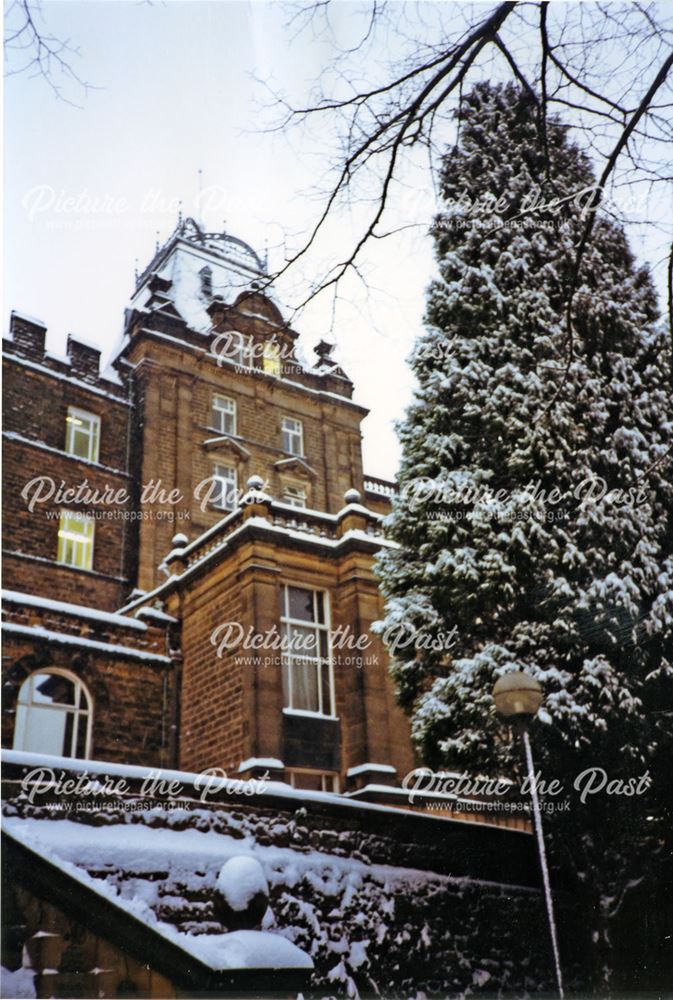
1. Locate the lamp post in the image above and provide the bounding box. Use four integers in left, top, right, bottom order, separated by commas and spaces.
492, 672, 565, 1000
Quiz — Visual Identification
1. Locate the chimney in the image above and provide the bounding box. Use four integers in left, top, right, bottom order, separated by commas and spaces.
9, 311, 47, 359
67, 335, 101, 378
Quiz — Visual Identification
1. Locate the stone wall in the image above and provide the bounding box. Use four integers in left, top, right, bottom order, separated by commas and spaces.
1, 756, 574, 998
1, 600, 177, 767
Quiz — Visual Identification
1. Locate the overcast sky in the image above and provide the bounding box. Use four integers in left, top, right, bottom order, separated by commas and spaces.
5, 1, 670, 479
5, 1, 439, 479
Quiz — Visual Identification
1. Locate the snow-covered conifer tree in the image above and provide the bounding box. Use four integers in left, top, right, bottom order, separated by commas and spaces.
378, 82, 672, 990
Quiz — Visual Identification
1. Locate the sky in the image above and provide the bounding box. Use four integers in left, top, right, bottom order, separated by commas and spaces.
4, 0, 437, 479
4, 1, 671, 479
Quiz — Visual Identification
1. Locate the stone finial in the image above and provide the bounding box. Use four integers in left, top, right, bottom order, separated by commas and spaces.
344, 488, 361, 505
170, 533, 188, 550
247, 474, 265, 491
214, 856, 269, 930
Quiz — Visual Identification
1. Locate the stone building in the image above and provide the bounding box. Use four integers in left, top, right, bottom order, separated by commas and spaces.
2, 218, 419, 796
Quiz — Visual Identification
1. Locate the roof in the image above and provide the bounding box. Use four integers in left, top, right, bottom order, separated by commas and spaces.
129, 218, 272, 336
136, 217, 266, 292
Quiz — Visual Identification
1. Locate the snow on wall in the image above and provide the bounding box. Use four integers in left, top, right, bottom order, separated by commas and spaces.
2, 797, 558, 997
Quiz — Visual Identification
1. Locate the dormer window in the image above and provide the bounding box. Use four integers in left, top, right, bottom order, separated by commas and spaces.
229, 332, 253, 369
263, 341, 281, 378
200, 266, 213, 297
212, 393, 236, 435
282, 417, 303, 457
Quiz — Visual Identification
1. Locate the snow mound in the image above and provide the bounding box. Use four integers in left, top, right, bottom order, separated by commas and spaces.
179, 929, 313, 971
216, 855, 269, 911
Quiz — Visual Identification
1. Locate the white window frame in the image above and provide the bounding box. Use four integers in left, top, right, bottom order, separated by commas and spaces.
281, 584, 335, 717
57, 512, 95, 571
13, 668, 93, 759
65, 406, 100, 463
281, 417, 304, 457
212, 463, 237, 511
212, 393, 236, 435
287, 769, 340, 793
282, 484, 307, 509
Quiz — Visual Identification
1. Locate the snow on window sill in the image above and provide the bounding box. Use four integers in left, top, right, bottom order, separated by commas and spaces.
282, 707, 339, 721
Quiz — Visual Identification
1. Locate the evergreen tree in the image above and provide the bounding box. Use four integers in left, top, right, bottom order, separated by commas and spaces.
377, 82, 673, 991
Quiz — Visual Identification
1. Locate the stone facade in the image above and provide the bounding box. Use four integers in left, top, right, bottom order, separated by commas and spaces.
2, 221, 417, 800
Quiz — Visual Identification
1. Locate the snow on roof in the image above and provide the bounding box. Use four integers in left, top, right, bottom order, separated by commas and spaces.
346, 763, 397, 778
101, 364, 124, 386
238, 757, 284, 772
10, 310, 47, 329
2, 590, 146, 631
122, 326, 365, 411
131, 242, 270, 336
120, 510, 393, 617
66, 332, 102, 352
1, 623, 171, 665
3, 353, 131, 405
133, 606, 178, 624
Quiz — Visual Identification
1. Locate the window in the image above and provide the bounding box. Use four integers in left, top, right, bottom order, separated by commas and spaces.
281, 585, 334, 716
13, 670, 92, 759
212, 393, 236, 435
282, 484, 307, 509
65, 407, 100, 463
263, 341, 281, 377
229, 332, 253, 369
200, 265, 213, 296
288, 769, 339, 793
212, 464, 237, 511
281, 417, 303, 457
57, 513, 94, 571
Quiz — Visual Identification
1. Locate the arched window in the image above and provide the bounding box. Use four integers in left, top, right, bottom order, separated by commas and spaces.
199, 265, 213, 296
13, 670, 92, 759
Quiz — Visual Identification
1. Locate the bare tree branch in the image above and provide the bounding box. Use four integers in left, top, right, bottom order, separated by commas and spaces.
260, 0, 672, 376
4, 0, 94, 105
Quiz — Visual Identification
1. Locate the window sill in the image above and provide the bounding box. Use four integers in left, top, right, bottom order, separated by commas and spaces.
282, 707, 339, 721
55, 560, 96, 575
